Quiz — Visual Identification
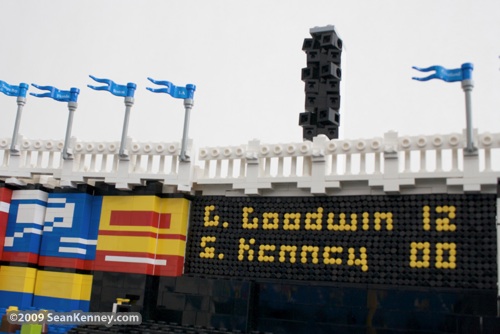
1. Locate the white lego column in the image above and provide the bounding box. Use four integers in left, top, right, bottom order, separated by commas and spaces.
244, 139, 261, 195
310, 135, 328, 194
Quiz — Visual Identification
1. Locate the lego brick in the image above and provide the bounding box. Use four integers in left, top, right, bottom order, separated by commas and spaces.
305, 94, 341, 112
324, 79, 340, 93
302, 126, 316, 141
304, 93, 319, 112
160, 292, 186, 310
20, 323, 43, 334
318, 31, 343, 50
97, 235, 159, 253
156, 239, 186, 257
299, 111, 317, 126
34, 270, 92, 301
301, 65, 319, 81
316, 125, 339, 139
321, 49, 341, 64
317, 108, 340, 126
0, 290, 33, 309
301, 38, 319, 51
0, 266, 37, 294
320, 62, 341, 80
306, 50, 320, 63
304, 80, 320, 93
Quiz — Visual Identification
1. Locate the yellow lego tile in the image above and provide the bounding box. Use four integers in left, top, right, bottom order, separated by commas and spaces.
0, 266, 37, 294
34, 270, 92, 301
156, 239, 186, 257
160, 198, 190, 215
96, 235, 158, 253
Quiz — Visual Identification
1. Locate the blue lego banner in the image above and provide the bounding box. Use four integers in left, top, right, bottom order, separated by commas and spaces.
2, 190, 48, 264
39, 193, 103, 270
87, 75, 136, 98
30, 84, 80, 102
147, 77, 196, 99
412, 63, 473, 83
0, 80, 29, 97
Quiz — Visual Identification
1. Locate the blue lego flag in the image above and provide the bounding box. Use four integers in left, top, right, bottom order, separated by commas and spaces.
146, 77, 196, 99
412, 63, 473, 82
87, 75, 136, 98
0, 80, 29, 97
30, 84, 80, 102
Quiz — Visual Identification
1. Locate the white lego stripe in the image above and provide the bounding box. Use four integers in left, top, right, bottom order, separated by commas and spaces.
14, 232, 23, 238
58, 247, 87, 255
4, 237, 13, 247
22, 227, 43, 235
59, 237, 97, 245
48, 198, 67, 203
16, 204, 46, 225
105, 255, 167, 266
0, 201, 10, 213
43, 226, 53, 232
12, 190, 48, 202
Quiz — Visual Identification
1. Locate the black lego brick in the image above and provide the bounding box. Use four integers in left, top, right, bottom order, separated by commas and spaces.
304, 93, 319, 112
158, 276, 177, 293
321, 62, 342, 80
301, 65, 320, 81
159, 292, 186, 311
302, 126, 316, 141
302, 38, 320, 51
175, 275, 199, 294
327, 94, 341, 109
324, 79, 340, 93
304, 80, 320, 93
321, 49, 341, 64
306, 50, 320, 63
317, 108, 340, 126
305, 94, 341, 112
319, 31, 343, 50
299, 111, 317, 126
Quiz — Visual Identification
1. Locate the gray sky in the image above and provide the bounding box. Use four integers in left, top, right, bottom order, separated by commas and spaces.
0, 0, 499, 150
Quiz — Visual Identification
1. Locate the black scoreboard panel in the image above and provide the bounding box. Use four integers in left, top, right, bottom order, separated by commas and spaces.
185, 194, 497, 289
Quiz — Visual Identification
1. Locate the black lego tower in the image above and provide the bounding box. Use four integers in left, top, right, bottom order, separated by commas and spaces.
299, 25, 342, 141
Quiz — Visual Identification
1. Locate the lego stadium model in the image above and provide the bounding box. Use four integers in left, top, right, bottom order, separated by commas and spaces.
0, 26, 499, 334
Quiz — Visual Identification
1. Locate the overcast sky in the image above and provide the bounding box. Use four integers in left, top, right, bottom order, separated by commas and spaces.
0, 0, 498, 151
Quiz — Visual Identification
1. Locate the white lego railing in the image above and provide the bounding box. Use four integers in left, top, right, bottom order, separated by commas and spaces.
0, 131, 498, 194
196, 130, 500, 194
0, 136, 192, 191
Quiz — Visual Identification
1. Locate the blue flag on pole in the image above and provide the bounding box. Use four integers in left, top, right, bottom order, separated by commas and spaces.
412, 63, 473, 82
146, 77, 196, 99
0, 80, 29, 97
87, 75, 136, 98
30, 84, 80, 102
